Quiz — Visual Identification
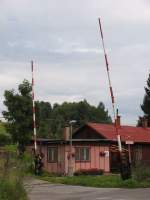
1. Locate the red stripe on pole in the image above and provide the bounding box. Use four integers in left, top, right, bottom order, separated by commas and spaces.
110, 86, 113, 98
31, 60, 33, 72
98, 18, 103, 39
112, 97, 114, 104
110, 87, 114, 104
105, 54, 109, 71
32, 78, 34, 85
33, 107, 35, 113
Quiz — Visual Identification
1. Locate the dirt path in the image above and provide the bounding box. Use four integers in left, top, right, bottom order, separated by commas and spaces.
25, 177, 150, 200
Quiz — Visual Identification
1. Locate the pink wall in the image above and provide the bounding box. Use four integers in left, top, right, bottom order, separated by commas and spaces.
74, 144, 110, 173
41, 145, 66, 174
27, 143, 110, 174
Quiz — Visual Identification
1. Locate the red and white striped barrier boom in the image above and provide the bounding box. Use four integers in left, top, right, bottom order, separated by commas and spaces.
98, 18, 122, 152
31, 60, 37, 153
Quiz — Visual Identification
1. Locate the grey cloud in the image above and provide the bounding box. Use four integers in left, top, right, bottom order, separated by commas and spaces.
0, 0, 150, 125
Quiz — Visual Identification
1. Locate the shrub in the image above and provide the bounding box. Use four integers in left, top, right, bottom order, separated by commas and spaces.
0, 179, 27, 200
0, 148, 28, 200
133, 162, 150, 181
74, 168, 104, 176
40, 171, 60, 177
21, 151, 34, 174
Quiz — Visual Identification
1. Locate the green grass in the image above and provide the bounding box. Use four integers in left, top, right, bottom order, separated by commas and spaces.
39, 174, 150, 188
0, 179, 27, 200
0, 147, 30, 200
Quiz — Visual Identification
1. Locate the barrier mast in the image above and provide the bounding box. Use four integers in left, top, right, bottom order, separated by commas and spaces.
31, 60, 37, 153
98, 18, 122, 152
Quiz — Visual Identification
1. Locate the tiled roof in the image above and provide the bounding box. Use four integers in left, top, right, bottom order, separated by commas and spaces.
87, 123, 150, 143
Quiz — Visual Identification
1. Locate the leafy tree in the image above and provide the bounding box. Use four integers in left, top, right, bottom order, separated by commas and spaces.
35, 101, 52, 138
0, 122, 11, 145
2, 80, 33, 153
138, 73, 150, 126
50, 100, 112, 138
2, 79, 112, 142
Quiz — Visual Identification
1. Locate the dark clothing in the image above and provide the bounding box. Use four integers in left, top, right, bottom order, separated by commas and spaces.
34, 155, 43, 175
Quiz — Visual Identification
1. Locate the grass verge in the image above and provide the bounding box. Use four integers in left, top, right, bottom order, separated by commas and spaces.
0, 147, 30, 200
39, 174, 150, 188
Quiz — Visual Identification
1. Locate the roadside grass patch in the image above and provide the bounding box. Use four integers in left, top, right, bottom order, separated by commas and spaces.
0, 179, 27, 200
39, 174, 150, 188
0, 147, 31, 200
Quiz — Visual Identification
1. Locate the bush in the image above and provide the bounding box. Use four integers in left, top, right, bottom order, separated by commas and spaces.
133, 162, 150, 181
74, 168, 104, 176
21, 151, 34, 174
41, 171, 61, 177
0, 122, 11, 146
0, 148, 28, 200
0, 179, 27, 200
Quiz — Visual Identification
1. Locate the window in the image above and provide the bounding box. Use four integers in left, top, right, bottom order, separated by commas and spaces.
75, 147, 90, 161
47, 147, 58, 163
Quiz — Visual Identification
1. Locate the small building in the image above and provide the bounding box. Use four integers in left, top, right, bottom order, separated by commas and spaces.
28, 120, 150, 175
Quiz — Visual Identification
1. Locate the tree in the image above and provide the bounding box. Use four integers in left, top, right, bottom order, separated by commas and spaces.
2, 79, 112, 143
50, 100, 112, 138
138, 73, 150, 126
0, 122, 11, 145
35, 101, 52, 138
3, 80, 33, 153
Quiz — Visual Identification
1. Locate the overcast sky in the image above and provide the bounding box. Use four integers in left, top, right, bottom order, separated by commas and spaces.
0, 0, 150, 125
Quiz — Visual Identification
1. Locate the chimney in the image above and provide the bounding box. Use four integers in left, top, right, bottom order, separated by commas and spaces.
63, 127, 70, 140
141, 117, 148, 128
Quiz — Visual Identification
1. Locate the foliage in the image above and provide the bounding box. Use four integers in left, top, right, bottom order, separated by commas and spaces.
0, 148, 29, 200
133, 162, 150, 181
3, 79, 112, 142
138, 73, 150, 126
0, 179, 27, 200
3, 144, 17, 152
35, 101, 52, 138
3, 79, 33, 153
74, 168, 104, 176
49, 100, 112, 138
0, 122, 7, 135
0, 122, 11, 145
34, 100, 111, 138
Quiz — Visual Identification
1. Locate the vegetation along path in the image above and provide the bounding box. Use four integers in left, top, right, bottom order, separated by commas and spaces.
25, 178, 150, 200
